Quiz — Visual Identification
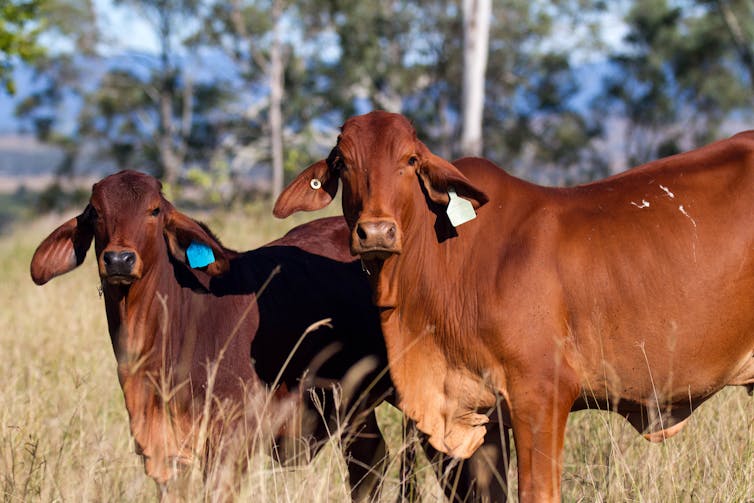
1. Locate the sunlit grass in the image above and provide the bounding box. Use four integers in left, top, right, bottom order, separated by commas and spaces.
2, 205, 752, 501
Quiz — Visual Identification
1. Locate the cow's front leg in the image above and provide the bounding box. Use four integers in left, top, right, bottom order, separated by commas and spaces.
423, 420, 511, 502
507, 378, 577, 503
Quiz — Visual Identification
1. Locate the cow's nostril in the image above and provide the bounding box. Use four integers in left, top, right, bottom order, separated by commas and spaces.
386, 225, 396, 240
356, 225, 368, 241
123, 252, 136, 265
103, 251, 115, 266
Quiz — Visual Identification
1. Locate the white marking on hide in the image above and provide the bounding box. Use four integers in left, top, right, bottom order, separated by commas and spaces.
631, 200, 651, 209
678, 205, 698, 262
659, 185, 675, 198
678, 205, 697, 228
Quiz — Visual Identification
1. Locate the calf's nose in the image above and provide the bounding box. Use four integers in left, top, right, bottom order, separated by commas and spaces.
103, 250, 137, 275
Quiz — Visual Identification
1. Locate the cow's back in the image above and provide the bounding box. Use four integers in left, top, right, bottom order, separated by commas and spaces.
451, 134, 754, 408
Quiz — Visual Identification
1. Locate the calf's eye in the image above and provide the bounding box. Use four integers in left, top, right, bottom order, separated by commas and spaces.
150, 207, 160, 216
408, 156, 418, 167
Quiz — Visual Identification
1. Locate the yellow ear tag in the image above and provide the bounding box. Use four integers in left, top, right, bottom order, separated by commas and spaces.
446, 187, 476, 227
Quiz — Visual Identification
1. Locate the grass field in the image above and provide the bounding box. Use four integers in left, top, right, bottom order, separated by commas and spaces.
2, 204, 753, 502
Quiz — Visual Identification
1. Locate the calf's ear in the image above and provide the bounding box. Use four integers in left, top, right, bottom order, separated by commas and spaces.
416, 141, 488, 209
30, 206, 95, 285
273, 158, 339, 218
163, 202, 229, 276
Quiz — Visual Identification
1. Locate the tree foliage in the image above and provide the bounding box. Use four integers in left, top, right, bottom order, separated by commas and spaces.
0, 0, 45, 95
11, 0, 754, 203
598, 0, 754, 167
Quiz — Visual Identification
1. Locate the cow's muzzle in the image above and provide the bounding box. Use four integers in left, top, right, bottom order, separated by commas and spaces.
352, 218, 402, 258
100, 249, 141, 284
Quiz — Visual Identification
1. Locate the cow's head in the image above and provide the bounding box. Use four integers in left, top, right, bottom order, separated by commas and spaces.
31, 170, 229, 286
274, 111, 488, 259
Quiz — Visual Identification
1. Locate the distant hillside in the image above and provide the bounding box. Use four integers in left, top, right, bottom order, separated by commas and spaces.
0, 135, 64, 176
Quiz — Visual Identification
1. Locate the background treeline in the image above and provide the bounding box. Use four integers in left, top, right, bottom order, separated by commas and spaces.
3, 0, 754, 206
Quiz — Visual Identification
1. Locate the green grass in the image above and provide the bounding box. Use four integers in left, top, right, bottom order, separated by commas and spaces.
2, 205, 753, 501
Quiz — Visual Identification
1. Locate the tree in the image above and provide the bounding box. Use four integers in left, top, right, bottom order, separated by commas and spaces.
460, 0, 491, 156
13, 0, 99, 183
231, 0, 286, 201
712, 0, 754, 101
300, 0, 438, 116
111, 0, 201, 185
191, 0, 299, 200
293, 0, 605, 182
597, 0, 754, 168
476, 1, 606, 183
0, 0, 45, 95
16, 0, 237, 191
267, 0, 285, 201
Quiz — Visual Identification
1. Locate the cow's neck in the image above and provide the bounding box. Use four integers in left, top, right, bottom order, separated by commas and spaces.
368, 193, 510, 458
373, 201, 480, 343
103, 258, 185, 371
100, 257, 199, 483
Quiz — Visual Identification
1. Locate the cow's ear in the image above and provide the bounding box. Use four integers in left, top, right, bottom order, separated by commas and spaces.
31, 205, 95, 285
163, 202, 229, 276
416, 142, 488, 209
273, 157, 339, 218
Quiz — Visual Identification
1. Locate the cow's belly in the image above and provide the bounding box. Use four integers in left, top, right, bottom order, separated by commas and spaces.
573, 320, 754, 405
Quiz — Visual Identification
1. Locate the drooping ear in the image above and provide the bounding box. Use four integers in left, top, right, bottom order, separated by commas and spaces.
416, 142, 489, 209
163, 202, 230, 276
30, 205, 95, 285
273, 156, 339, 218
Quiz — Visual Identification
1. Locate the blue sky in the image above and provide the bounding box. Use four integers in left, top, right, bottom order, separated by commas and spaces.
92, 0, 159, 55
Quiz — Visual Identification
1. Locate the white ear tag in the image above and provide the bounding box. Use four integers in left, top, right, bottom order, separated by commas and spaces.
310, 178, 322, 190
446, 187, 476, 227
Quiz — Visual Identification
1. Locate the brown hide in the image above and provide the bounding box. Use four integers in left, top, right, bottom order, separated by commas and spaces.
274, 111, 754, 502
30, 171, 395, 500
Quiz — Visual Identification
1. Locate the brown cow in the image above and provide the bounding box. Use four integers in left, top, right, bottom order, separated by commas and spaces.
274, 111, 754, 502
30, 170, 394, 500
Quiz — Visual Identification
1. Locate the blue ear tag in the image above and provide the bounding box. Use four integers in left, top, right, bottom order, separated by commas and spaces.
186, 241, 216, 268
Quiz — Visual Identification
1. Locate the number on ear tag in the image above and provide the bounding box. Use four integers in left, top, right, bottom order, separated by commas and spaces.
446, 187, 477, 227
186, 241, 216, 268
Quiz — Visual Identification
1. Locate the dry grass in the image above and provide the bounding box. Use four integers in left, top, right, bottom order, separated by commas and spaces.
2, 205, 753, 502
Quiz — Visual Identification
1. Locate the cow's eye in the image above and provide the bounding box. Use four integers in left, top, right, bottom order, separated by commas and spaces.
408, 156, 418, 167
150, 207, 160, 217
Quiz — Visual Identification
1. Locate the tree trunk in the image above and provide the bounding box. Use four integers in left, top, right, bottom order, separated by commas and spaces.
158, 85, 181, 186
460, 0, 491, 157
156, 4, 183, 186
269, 0, 285, 202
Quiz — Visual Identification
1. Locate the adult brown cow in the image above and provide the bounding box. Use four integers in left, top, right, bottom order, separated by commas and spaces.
30, 170, 395, 500
274, 110, 754, 502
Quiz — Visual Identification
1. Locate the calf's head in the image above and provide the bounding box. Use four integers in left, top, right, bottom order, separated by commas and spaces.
274, 111, 488, 259
31, 170, 229, 286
